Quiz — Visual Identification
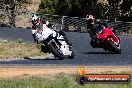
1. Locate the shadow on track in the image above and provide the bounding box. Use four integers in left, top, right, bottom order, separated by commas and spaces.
23, 57, 63, 60
83, 51, 115, 54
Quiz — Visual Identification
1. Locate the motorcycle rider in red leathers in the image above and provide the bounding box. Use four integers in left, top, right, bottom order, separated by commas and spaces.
86, 15, 109, 47
86, 15, 121, 53
86, 15, 109, 39
86, 15, 96, 39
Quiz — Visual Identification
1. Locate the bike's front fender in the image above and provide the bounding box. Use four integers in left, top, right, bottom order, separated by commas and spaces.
106, 36, 120, 46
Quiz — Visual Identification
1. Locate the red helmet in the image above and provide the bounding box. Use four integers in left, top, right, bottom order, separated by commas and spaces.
86, 15, 94, 24
86, 15, 94, 20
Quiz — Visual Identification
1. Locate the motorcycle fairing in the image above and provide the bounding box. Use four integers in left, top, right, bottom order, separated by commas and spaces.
96, 27, 119, 44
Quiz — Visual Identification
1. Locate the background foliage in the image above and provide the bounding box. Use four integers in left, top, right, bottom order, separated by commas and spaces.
38, 0, 132, 21
0, 0, 131, 27
0, 0, 32, 27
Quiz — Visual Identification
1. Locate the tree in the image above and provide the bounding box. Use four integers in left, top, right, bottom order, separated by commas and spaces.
120, 0, 132, 16
0, 0, 31, 27
38, 0, 98, 17
106, 0, 121, 21
37, 0, 132, 21
38, 0, 58, 15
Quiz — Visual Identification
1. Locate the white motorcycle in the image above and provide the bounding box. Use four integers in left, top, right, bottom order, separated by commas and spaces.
32, 24, 75, 60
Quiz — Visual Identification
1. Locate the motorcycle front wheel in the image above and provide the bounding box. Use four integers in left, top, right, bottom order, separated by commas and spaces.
107, 40, 121, 54
68, 50, 75, 59
48, 42, 65, 60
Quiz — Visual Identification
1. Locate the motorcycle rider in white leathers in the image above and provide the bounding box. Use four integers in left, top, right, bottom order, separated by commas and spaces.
31, 14, 73, 46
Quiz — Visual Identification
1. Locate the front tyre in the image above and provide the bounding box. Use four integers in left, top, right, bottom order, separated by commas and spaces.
68, 51, 75, 59
48, 42, 64, 60
107, 40, 121, 54
41, 45, 49, 53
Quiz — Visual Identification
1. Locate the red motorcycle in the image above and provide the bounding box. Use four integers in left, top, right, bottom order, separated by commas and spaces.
90, 24, 121, 54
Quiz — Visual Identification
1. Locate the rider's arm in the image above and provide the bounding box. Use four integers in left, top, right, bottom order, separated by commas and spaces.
95, 20, 108, 28
86, 20, 92, 32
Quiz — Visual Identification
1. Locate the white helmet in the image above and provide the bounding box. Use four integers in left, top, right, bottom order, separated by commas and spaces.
86, 15, 94, 20
31, 14, 39, 21
31, 13, 41, 26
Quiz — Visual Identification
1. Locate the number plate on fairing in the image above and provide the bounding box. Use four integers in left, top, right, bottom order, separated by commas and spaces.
60, 44, 72, 56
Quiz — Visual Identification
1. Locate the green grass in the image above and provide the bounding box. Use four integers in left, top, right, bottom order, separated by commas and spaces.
0, 40, 45, 59
0, 73, 131, 88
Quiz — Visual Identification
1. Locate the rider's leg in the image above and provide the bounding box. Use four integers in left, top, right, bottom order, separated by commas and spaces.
59, 31, 73, 46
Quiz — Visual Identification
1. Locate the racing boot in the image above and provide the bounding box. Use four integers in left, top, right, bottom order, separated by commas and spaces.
64, 35, 73, 46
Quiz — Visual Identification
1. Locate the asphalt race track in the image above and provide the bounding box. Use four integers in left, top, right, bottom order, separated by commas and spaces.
0, 27, 132, 66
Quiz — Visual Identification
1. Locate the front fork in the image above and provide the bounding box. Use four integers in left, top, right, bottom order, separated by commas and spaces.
107, 36, 120, 46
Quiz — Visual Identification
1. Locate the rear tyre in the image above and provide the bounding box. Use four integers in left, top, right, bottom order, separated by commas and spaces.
48, 43, 64, 60
108, 40, 121, 54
